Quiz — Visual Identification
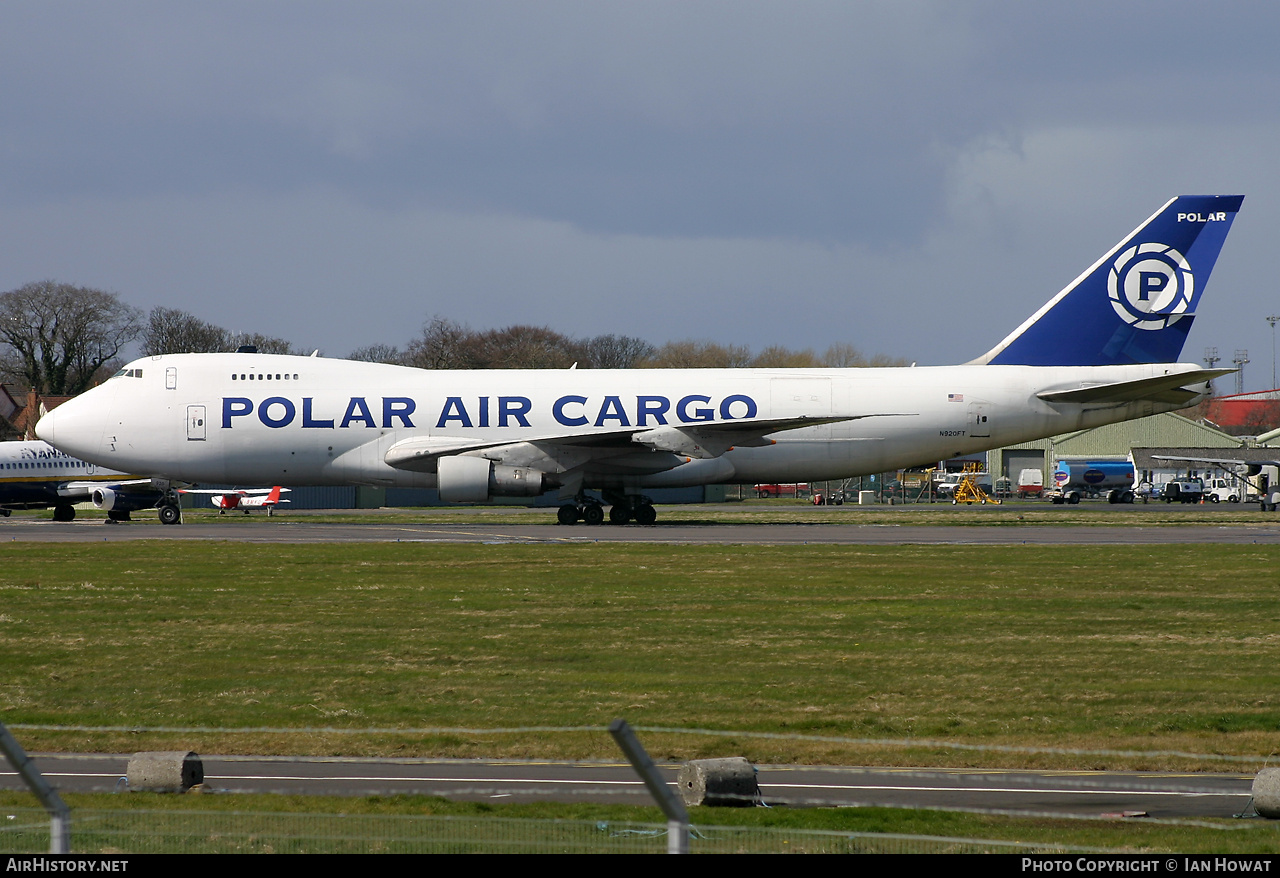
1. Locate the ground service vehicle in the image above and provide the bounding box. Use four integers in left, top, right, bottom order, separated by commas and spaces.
1153, 457, 1280, 512
1204, 477, 1242, 503
1048, 460, 1136, 504
1017, 468, 1044, 498
1162, 478, 1204, 503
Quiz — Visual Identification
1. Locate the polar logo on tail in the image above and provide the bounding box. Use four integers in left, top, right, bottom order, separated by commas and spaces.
1107, 243, 1194, 330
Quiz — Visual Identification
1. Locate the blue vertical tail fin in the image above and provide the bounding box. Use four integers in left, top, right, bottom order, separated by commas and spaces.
975, 195, 1244, 366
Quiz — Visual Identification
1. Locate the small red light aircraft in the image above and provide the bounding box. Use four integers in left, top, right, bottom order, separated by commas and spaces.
181, 485, 291, 515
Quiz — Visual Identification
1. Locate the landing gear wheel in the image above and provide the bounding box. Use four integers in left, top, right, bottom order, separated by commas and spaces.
608, 505, 631, 525
107, 510, 131, 522
582, 504, 605, 526
52, 505, 76, 522
158, 504, 182, 526
557, 504, 580, 525
633, 504, 657, 526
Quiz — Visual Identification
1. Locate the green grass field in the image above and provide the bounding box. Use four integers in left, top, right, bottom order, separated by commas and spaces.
13, 495, 1280, 527
2, 540, 1278, 769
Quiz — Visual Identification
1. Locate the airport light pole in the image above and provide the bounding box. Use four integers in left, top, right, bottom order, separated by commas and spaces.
1204, 347, 1221, 396
1268, 315, 1280, 391
1233, 350, 1250, 395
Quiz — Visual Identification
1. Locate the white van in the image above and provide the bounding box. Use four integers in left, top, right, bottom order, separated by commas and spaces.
1204, 477, 1242, 503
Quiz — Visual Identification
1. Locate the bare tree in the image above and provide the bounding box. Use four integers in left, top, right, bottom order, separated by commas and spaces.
819, 342, 868, 368
405, 316, 473, 369
752, 345, 819, 368
388, 316, 908, 372
865, 352, 912, 367
226, 331, 307, 356
465, 325, 581, 369
642, 339, 754, 368
141, 307, 311, 357
348, 343, 405, 364
141, 307, 230, 355
579, 334, 656, 369
0, 280, 142, 395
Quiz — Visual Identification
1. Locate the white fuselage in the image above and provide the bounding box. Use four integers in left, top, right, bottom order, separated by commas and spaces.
36, 353, 1211, 493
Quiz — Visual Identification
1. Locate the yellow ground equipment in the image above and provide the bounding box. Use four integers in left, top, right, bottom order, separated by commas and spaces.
952, 462, 1001, 505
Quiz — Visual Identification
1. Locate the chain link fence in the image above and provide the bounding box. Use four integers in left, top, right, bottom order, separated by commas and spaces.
2, 806, 1085, 854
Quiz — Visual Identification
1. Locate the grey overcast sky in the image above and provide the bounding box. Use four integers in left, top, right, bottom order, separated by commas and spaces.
2, 1, 1278, 387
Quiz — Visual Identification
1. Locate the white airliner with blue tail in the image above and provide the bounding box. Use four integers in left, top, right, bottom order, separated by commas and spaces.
37, 196, 1243, 525
0, 439, 165, 522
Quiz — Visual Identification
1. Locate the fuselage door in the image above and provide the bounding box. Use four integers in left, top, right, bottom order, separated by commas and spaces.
166, 367, 177, 390
968, 403, 991, 438
769, 378, 832, 418
187, 405, 206, 441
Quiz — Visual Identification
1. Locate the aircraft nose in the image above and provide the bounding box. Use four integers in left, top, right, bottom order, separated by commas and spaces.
35, 407, 57, 444
35, 393, 106, 459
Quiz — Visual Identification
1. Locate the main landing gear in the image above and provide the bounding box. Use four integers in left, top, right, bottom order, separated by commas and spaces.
557, 492, 658, 526
157, 489, 183, 526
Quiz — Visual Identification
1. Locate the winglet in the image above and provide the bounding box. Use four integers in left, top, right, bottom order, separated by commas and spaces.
974, 196, 1243, 366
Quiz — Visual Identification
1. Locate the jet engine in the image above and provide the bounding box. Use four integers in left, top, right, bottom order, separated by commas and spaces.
437, 456, 545, 503
91, 488, 155, 513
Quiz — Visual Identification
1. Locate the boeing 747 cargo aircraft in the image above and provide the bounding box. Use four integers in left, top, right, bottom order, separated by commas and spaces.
36, 196, 1243, 525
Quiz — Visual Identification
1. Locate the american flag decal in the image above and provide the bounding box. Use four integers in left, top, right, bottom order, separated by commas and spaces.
948, 393, 964, 402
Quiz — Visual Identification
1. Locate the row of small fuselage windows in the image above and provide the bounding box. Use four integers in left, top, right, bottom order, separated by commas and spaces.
114, 370, 302, 381
2, 460, 86, 470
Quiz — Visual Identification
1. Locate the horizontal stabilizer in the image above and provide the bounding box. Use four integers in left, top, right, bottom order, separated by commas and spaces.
1036, 368, 1234, 406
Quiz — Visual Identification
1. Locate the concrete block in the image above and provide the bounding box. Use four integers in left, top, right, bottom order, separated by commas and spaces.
127, 751, 203, 792
1253, 768, 1280, 818
676, 757, 758, 807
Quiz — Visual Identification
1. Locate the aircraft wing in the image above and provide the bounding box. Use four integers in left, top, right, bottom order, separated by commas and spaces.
384, 413, 915, 471
1036, 368, 1236, 406
179, 487, 292, 495
59, 478, 162, 499
1151, 455, 1280, 468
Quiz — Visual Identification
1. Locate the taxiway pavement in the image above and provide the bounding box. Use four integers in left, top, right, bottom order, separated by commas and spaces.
0, 754, 1256, 818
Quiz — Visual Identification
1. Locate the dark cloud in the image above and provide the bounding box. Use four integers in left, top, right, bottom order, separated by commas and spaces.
0, 2, 1276, 380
